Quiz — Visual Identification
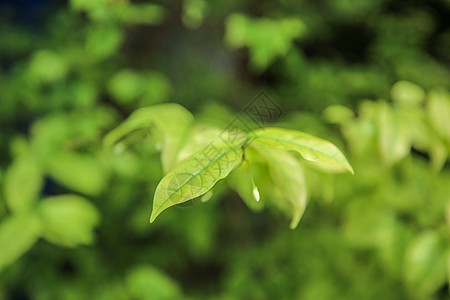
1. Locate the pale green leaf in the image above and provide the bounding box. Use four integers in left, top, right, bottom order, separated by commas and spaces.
126, 266, 181, 300
175, 125, 224, 163
4, 155, 43, 213
141, 71, 170, 105
0, 169, 3, 217
115, 4, 166, 25
427, 89, 450, 144
150, 143, 243, 222
38, 194, 100, 247
225, 14, 306, 71
28, 50, 68, 83
391, 105, 447, 170
104, 103, 194, 172
256, 147, 308, 229
377, 101, 412, 165
0, 213, 42, 271
46, 151, 107, 196
429, 140, 447, 172
182, 0, 207, 29
403, 231, 447, 296
397, 106, 431, 152
108, 69, 145, 104
229, 159, 267, 212
391, 80, 425, 106
86, 25, 123, 60
341, 117, 377, 157
251, 127, 353, 174
322, 105, 355, 124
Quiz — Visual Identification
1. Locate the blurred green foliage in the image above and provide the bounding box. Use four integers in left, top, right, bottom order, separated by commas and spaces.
1, 0, 450, 299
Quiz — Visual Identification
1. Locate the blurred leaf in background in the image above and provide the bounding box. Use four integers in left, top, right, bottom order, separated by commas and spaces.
125, 266, 181, 300
38, 194, 100, 247
225, 14, 306, 71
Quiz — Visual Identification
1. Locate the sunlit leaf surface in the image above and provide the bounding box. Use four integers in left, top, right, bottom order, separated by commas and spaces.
151, 142, 243, 222
251, 127, 354, 174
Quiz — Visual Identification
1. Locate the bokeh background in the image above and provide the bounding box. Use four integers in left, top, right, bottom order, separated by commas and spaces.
1, 0, 450, 299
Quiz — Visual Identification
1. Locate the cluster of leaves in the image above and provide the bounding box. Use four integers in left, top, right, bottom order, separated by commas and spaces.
322, 82, 450, 298
219, 83, 450, 299
0, 0, 170, 123
104, 104, 353, 228
325, 80, 450, 169
222, 1, 450, 113
0, 110, 111, 271
0, 0, 178, 296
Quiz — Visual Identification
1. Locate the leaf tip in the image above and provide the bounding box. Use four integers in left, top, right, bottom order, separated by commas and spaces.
149, 211, 158, 223
347, 164, 355, 175
289, 211, 302, 229
289, 219, 300, 229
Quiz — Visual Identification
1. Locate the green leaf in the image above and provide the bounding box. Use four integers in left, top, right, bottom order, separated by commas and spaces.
257, 147, 308, 229
377, 101, 411, 165
115, 4, 166, 25
38, 194, 100, 247
228, 151, 267, 212
391, 80, 425, 106
429, 140, 447, 171
341, 117, 377, 157
104, 103, 194, 172
403, 231, 447, 296
182, 0, 207, 29
150, 142, 243, 222
175, 125, 223, 162
225, 14, 306, 71
46, 151, 107, 196
322, 105, 355, 124
125, 266, 181, 300
0, 213, 42, 271
141, 71, 170, 105
86, 25, 123, 60
30, 109, 115, 160
28, 50, 68, 83
108, 69, 145, 104
3, 155, 43, 214
427, 89, 450, 144
251, 127, 354, 174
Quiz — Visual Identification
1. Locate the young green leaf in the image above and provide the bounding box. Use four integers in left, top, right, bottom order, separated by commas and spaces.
4, 155, 43, 214
427, 90, 450, 144
228, 159, 267, 212
38, 194, 100, 247
46, 151, 107, 196
104, 103, 194, 172
404, 231, 447, 296
150, 143, 243, 222
256, 147, 308, 229
0, 213, 42, 271
251, 127, 354, 174
322, 105, 355, 124
175, 125, 223, 163
125, 266, 181, 300
377, 101, 412, 165
391, 80, 425, 106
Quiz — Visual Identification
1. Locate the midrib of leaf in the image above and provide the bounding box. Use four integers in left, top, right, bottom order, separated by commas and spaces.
254, 134, 351, 169
151, 144, 242, 222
